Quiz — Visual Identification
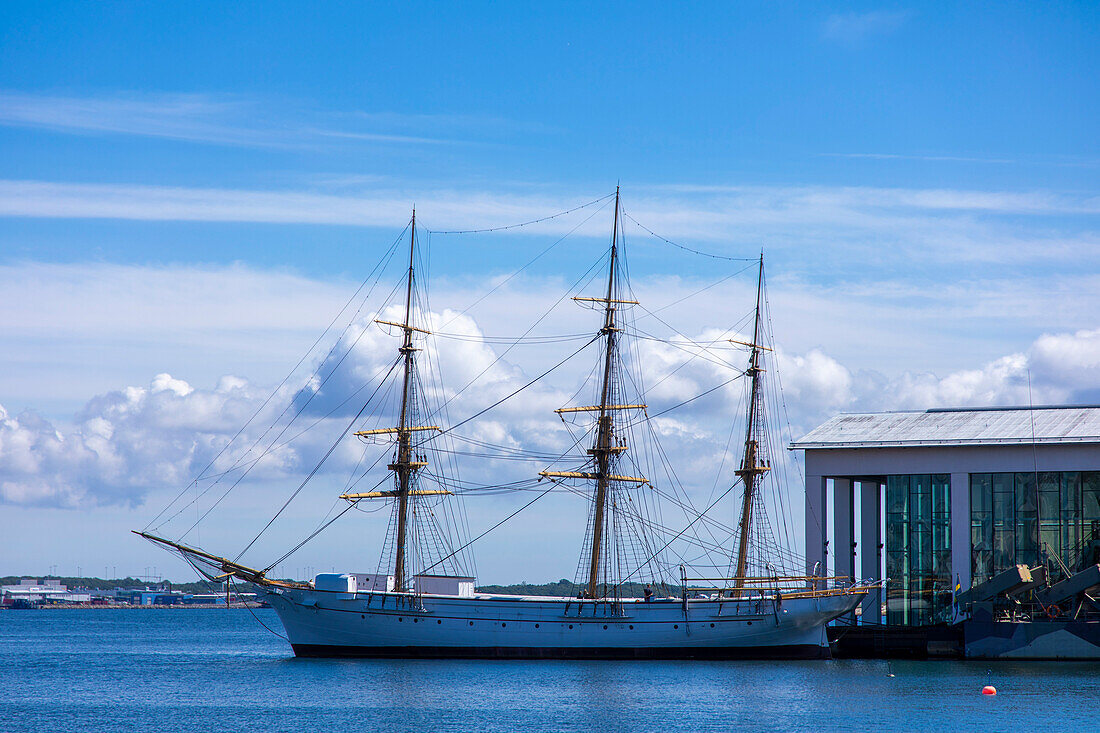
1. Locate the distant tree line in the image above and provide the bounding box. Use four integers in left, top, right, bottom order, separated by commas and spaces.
0, 576, 267, 594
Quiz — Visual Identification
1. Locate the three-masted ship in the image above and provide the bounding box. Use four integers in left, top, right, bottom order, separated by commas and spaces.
139, 189, 870, 658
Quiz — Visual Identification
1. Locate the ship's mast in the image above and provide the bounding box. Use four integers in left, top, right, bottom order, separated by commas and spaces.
392, 210, 418, 592
539, 186, 647, 599
587, 188, 622, 599
732, 254, 770, 591
339, 210, 450, 593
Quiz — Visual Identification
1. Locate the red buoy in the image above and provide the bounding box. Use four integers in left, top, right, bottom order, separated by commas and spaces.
982, 685, 997, 696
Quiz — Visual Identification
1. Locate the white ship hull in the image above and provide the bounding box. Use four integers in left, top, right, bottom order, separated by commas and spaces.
265, 587, 863, 659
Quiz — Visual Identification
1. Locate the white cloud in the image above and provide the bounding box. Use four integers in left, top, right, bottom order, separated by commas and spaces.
0, 373, 282, 507
843, 328, 1100, 413
0, 256, 1097, 589
0, 91, 455, 148
822, 10, 912, 44
3, 260, 1099, 420
0, 300, 582, 509
1029, 329, 1100, 399
3, 179, 1096, 277
776, 348, 855, 413
5, 312, 1098, 513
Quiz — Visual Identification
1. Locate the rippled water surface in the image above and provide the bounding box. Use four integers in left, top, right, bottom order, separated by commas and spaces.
1, 609, 1097, 732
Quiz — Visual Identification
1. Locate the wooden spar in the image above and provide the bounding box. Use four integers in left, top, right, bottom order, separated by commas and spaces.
354, 426, 440, 437
587, 185, 621, 599
571, 296, 639, 305
340, 489, 452, 500
392, 209, 419, 593
131, 530, 306, 588
375, 319, 432, 335
727, 338, 772, 352
732, 253, 768, 593
554, 404, 645, 414
540, 471, 647, 483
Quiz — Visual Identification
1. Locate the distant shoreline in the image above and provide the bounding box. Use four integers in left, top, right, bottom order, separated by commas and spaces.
2, 603, 266, 610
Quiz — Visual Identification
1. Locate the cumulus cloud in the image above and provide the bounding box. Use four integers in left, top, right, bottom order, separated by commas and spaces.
6, 318, 1096, 514
0, 251, 1097, 526
0, 373, 282, 507
0, 304, 579, 509
869, 327, 1100, 411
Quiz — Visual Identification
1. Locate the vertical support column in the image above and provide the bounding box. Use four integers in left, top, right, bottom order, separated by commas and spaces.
950, 471, 971, 600
804, 474, 827, 587
833, 479, 854, 581
859, 480, 882, 624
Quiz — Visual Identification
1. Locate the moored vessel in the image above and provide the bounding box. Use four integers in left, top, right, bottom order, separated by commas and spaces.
140, 187, 872, 658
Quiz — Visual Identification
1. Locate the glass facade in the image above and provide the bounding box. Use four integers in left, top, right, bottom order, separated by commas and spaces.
886, 474, 952, 626
971, 471, 1100, 584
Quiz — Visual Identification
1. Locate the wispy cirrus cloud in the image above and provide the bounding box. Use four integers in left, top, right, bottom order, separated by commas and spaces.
2, 177, 1097, 222
820, 152, 1017, 165
822, 10, 912, 44
1, 178, 1098, 275
0, 91, 463, 148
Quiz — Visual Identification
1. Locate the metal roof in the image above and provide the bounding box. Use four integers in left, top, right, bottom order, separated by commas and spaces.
790, 405, 1100, 450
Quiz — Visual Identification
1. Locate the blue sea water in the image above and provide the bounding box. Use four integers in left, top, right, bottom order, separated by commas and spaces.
1, 609, 1097, 732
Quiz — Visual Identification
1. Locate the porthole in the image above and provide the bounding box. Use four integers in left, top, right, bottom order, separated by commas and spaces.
361, 614, 365, 619
535, 624, 540, 628
437, 620, 442, 625
674, 624, 679, 629
603, 625, 608, 630
502, 622, 507, 627
747, 621, 752, 626
468, 621, 474, 626
398, 617, 403, 622
413, 618, 419, 623
569, 624, 574, 629
629, 625, 634, 630
710, 623, 715, 628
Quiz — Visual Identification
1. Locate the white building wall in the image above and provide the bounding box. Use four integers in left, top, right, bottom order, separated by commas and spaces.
801, 442, 1100, 599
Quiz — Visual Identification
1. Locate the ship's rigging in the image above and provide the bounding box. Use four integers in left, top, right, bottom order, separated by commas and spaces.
138, 188, 814, 600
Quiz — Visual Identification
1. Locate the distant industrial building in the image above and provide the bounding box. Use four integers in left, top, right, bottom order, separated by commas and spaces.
792, 405, 1100, 657
1, 579, 92, 606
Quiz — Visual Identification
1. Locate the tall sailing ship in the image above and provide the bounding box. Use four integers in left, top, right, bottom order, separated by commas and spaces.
140, 188, 871, 658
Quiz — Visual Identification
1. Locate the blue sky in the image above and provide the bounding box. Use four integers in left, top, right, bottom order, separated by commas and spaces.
0, 2, 1098, 581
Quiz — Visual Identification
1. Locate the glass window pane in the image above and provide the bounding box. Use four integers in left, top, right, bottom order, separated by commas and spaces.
1017, 518, 1038, 552
932, 474, 950, 516
912, 476, 932, 539
971, 517, 992, 550
1016, 473, 1038, 512
1062, 472, 1081, 513
971, 474, 992, 513
994, 530, 1015, 570
1039, 489, 1061, 520
994, 490, 1015, 523
1040, 527, 1060, 558
886, 520, 906, 552
1083, 473, 1100, 520
887, 475, 909, 514
972, 548, 993, 582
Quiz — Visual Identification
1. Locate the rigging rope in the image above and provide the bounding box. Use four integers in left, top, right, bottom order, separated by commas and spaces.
415, 482, 559, 576
619, 484, 738, 585
233, 356, 403, 562
621, 210, 755, 262
432, 334, 600, 439
425, 193, 614, 234
145, 223, 409, 532
262, 485, 375, 572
